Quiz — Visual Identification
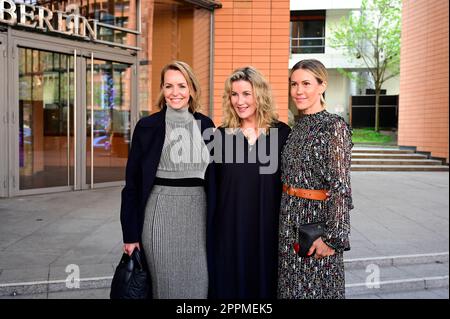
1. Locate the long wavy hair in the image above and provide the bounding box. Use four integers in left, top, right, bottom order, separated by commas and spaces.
155, 61, 202, 112
290, 59, 328, 107
222, 66, 278, 132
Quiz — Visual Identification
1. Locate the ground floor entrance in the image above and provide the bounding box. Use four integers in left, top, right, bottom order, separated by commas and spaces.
0, 29, 138, 197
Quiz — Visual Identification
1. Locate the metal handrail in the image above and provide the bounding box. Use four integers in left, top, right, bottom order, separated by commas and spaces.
73, 49, 77, 189
290, 37, 325, 53
90, 52, 94, 189
291, 37, 325, 41
67, 57, 70, 187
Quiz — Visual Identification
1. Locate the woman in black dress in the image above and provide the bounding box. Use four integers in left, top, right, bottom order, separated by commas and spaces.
278, 59, 353, 299
212, 66, 290, 299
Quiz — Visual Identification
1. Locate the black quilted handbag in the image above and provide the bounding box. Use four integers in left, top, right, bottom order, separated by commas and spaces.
295, 222, 325, 257
110, 248, 151, 299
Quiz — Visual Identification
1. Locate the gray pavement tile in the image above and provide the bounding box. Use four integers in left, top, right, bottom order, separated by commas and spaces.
0, 266, 49, 284
4, 232, 89, 254
0, 291, 48, 299
0, 232, 29, 251
378, 288, 449, 299
347, 288, 449, 300
0, 288, 111, 299
101, 249, 123, 266
36, 217, 108, 235
0, 171, 448, 295
347, 293, 382, 299
47, 287, 110, 299
49, 223, 123, 266
399, 262, 449, 278
344, 271, 367, 284
347, 265, 422, 283
64, 207, 118, 221
429, 288, 449, 299
0, 251, 60, 268
48, 263, 114, 282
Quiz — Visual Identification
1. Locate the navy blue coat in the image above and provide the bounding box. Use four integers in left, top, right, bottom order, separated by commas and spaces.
120, 106, 217, 288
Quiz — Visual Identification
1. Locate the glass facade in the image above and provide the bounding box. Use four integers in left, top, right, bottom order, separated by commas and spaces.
18, 48, 75, 189
86, 59, 131, 184
139, 0, 211, 117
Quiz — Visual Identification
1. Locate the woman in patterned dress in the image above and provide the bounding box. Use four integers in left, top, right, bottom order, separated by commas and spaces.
278, 59, 353, 299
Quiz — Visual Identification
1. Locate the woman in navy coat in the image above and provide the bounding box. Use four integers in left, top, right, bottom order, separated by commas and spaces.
120, 61, 216, 298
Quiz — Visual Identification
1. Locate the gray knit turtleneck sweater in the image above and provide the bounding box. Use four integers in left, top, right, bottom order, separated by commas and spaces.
156, 106, 210, 179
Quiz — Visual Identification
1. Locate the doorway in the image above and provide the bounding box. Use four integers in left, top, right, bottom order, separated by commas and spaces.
5, 30, 137, 196
0, 33, 7, 197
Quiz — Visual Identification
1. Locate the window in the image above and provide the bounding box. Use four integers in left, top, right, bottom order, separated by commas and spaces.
290, 10, 325, 54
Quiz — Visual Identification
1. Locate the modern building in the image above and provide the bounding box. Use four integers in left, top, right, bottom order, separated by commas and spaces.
398, 0, 449, 163
0, 0, 290, 197
289, 0, 400, 124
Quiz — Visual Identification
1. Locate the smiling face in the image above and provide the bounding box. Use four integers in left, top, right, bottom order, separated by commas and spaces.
230, 80, 257, 124
290, 68, 327, 115
162, 69, 190, 110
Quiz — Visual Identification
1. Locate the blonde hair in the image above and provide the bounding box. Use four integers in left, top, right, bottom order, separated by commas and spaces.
155, 61, 202, 112
290, 59, 328, 107
222, 66, 278, 131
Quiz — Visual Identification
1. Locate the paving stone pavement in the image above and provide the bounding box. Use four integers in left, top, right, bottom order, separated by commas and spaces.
0, 171, 448, 299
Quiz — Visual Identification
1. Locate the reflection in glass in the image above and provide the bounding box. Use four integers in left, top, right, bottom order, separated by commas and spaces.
86, 59, 131, 184
19, 48, 74, 190
34, 0, 137, 47
139, 1, 211, 118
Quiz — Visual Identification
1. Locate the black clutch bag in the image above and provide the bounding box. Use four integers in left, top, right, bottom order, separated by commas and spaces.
110, 248, 151, 299
295, 222, 325, 257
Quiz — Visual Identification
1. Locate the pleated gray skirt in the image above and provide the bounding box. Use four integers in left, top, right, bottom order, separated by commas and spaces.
141, 185, 208, 299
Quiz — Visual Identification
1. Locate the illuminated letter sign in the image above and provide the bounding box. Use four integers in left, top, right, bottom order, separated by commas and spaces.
0, 0, 97, 40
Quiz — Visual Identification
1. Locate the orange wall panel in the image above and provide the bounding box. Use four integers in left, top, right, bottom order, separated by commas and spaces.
398, 0, 449, 162
213, 0, 290, 126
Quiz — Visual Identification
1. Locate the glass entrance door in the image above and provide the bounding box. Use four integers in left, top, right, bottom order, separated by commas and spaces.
18, 48, 75, 191
10, 33, 136, 195
85, 58, 131, 187
0, 34, 7, 197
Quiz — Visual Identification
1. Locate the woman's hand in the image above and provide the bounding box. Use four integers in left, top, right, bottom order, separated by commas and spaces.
307, 237, 335, 259
123, 242, 140, 256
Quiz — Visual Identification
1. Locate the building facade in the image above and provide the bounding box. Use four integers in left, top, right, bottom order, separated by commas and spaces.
0, 0, 290, 197
212, 0, 290, 124
289, 0, 400, 124
398, 0, 449, 163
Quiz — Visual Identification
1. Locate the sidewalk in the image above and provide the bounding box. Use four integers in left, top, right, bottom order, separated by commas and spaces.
0, 171, 448, 298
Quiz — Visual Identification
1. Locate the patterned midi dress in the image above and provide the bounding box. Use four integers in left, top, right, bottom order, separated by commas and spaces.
277, 110, 353, 299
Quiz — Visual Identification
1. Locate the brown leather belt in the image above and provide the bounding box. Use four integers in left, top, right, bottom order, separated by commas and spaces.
282, 184, 328, 201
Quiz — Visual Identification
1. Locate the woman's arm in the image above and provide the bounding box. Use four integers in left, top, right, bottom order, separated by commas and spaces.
120, 122, 144, 244
322, 118, 353, 252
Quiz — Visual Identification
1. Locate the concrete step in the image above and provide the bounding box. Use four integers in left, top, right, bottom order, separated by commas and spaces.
352, 153, 428, 160
345, 253, 449, 297
344, 252, 449, 270
347, 287, 449, 299
353, 149, 414, 154
351, 159, 443, 166
0, 275, 112, 298
351, 165, 449, 172
1, 253, 447, 299
346, 275, 449, 297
